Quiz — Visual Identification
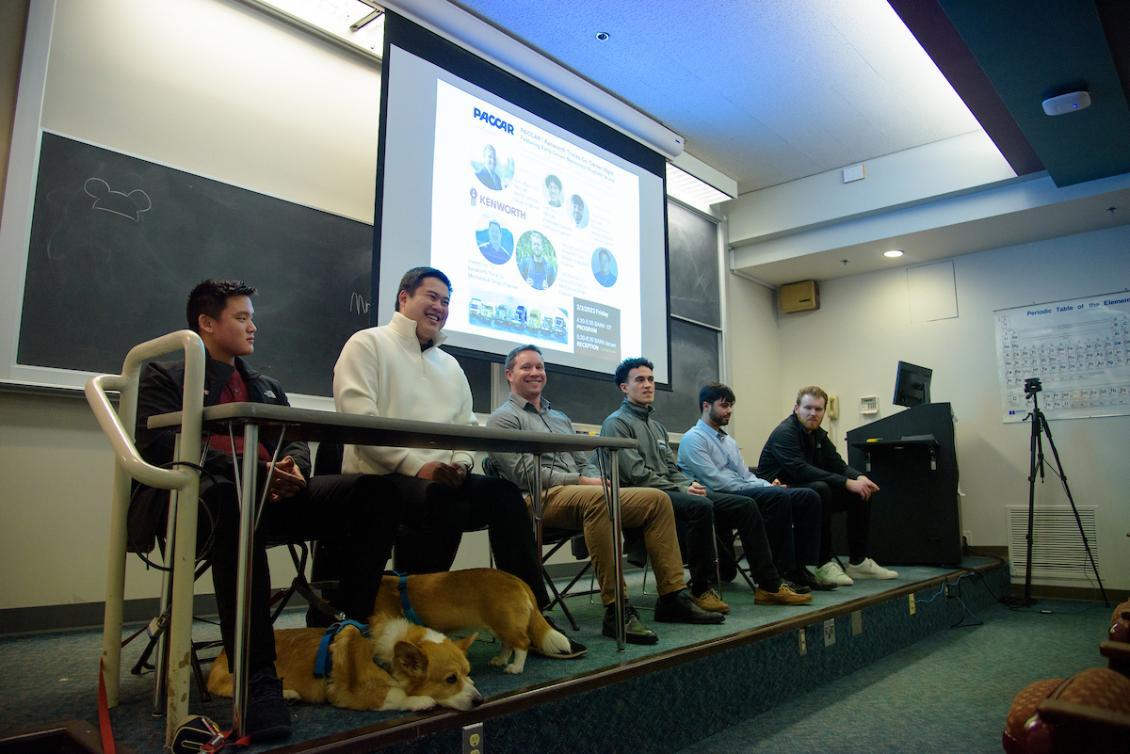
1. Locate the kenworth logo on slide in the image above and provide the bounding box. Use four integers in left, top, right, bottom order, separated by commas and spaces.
474, 107, 514, 134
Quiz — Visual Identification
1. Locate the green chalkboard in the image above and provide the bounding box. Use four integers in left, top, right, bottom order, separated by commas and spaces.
19, 132, 372, 396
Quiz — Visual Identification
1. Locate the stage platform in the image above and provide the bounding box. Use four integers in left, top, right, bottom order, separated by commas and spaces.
0, 557, 1008, 753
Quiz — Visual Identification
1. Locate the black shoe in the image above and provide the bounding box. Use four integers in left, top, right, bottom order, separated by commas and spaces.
305, 603, 339, 629
245, 667, 292, 742
602, 603, 659, 645
788, 567, 836, 592
653, 588, 725, 624
534, 613, 588, 658
783, 579, 812, 595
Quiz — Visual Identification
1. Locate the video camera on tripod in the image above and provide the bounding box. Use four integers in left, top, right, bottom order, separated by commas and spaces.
1015, 374, 1106, 607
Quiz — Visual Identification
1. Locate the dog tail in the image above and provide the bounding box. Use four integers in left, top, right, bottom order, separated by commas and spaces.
523, 582, 572, 656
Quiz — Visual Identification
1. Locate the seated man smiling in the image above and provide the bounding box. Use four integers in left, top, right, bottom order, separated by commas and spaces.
487, 344, 722, 645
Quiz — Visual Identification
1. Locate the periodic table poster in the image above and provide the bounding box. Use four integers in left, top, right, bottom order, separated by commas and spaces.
995, 291, 1130, 422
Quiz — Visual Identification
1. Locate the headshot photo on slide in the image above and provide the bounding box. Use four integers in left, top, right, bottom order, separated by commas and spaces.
518, 230, 558, 290
475, 220, 514, 265
473, 144, 511, 190
544, 174, 563, 207
570, 194, 588, 228
592, 247, 618, 288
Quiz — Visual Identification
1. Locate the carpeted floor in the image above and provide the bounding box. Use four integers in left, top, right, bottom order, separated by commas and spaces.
1, 560, 1106, 753
678, 599, 1113, 753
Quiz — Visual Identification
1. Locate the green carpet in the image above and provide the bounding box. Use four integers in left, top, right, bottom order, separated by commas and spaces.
677, 600, 1113, 753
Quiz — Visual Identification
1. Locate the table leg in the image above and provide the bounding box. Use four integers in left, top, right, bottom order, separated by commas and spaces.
231, 424, 259, 738
532, 453, 543, 554
165, 439, 201, 743
609, 451, 624, 650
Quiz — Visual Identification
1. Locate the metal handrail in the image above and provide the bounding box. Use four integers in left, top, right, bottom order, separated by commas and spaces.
86, 329, 205, 740
84, 329, 206, 490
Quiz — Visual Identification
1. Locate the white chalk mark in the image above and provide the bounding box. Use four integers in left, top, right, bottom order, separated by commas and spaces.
83, 177, 152, 222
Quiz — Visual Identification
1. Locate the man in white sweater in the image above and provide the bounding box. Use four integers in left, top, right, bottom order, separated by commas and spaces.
333, 267, 585, 657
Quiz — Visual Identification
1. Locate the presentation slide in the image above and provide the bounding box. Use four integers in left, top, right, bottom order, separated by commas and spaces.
431, 80, 641, 371
376, 26, 669, 383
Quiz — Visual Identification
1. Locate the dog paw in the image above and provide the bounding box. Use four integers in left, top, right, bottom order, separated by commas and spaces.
402, 695, 437, 711
503, 663, 524, 674
489, 651, 512, 667
282, 689, 301, 702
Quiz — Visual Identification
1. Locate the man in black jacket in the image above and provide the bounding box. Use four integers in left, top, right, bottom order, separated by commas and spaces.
758, 385, 897, 588
131, 280, 401, 742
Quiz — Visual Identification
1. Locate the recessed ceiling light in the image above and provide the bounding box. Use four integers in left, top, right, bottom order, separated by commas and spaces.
595, 31, 611, 41
884, 249, 904, 258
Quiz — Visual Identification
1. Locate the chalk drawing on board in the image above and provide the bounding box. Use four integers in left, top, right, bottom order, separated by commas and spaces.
83, 177, 152, 222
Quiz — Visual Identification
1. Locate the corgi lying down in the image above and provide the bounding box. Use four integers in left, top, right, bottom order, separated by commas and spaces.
375, 568, 572, 674
207, 618, 482, 712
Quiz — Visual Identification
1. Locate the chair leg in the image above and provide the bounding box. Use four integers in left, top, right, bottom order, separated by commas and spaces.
542, 567, 579, 630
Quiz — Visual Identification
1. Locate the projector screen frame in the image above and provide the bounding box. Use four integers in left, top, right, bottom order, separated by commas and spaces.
373, 10, 673, 387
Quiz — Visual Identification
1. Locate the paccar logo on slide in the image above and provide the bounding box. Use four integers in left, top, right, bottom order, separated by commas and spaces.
474, 107, 514, 134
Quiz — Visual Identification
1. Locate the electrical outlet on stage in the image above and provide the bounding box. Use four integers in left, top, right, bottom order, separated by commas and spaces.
908, 594, 917, 616
798, 628, 807, 656
823, 619, 836, 647
851, 610, 862, 636
463, 722, 484, 754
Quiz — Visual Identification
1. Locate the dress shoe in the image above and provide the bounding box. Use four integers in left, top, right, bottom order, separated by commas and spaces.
787, 567, 836, 592
602, 602, 659, 645
783, 578, 813, 595
754, 582, 813, 606
654, 588, 725, 624
691, 587, 730, 614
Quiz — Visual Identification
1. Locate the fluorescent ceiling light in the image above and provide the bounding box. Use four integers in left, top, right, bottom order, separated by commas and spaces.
883, 249, 904, 258
666, 163, 731, 214
247, 0, 385, 60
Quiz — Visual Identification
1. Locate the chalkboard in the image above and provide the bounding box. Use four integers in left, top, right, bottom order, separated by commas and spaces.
668, 200, 721, 327
651, 318, 721, 433
19, 133, 372, 396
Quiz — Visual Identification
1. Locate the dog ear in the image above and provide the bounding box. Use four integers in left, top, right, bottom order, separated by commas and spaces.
393, 640, 428, 678
455, 633, 478, 655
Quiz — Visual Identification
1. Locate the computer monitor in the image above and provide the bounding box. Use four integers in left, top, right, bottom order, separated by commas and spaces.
893, 361, 932, 407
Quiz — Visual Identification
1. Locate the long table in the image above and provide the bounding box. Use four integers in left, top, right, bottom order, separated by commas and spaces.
148, 402, 637, 739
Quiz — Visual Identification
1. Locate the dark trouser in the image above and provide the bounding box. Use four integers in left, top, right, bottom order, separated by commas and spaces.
205, 473, 400, 673
731, 485, 822, 573
385, 473, 551, 609
800, 481, 870, 564
667, 490, 781, 593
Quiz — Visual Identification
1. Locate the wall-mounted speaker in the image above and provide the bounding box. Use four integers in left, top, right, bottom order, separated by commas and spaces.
779, 280, 819, 313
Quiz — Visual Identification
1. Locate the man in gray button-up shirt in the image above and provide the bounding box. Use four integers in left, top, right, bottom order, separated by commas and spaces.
488, 345, 723, 645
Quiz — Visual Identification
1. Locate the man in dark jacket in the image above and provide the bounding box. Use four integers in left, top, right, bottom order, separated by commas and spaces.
758, 385, 897, 587
131, 280, 401, 742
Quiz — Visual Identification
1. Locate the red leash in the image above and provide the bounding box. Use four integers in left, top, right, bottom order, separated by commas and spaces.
97, 659, 117, 754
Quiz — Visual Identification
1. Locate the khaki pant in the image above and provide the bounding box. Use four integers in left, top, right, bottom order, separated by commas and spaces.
535, 485, 685, 605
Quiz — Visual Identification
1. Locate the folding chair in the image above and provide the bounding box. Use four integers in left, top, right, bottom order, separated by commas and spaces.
480, 457, 596, 629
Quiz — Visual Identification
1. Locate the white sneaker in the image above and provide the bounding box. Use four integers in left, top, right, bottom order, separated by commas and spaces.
814, 560, 854, 587
844, 558, 899, 580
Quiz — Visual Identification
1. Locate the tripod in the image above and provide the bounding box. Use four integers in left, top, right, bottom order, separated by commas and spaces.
1020, 378, 1108, 607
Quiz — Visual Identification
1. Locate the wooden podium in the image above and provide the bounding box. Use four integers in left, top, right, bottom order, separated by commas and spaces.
844, 402, 962, 565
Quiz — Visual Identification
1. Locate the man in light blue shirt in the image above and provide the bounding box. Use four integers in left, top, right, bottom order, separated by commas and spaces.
679, 383, 828, 591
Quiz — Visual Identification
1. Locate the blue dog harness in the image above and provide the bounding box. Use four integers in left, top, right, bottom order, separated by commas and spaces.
396, 571, 425, 626
313, 620, 369, 678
